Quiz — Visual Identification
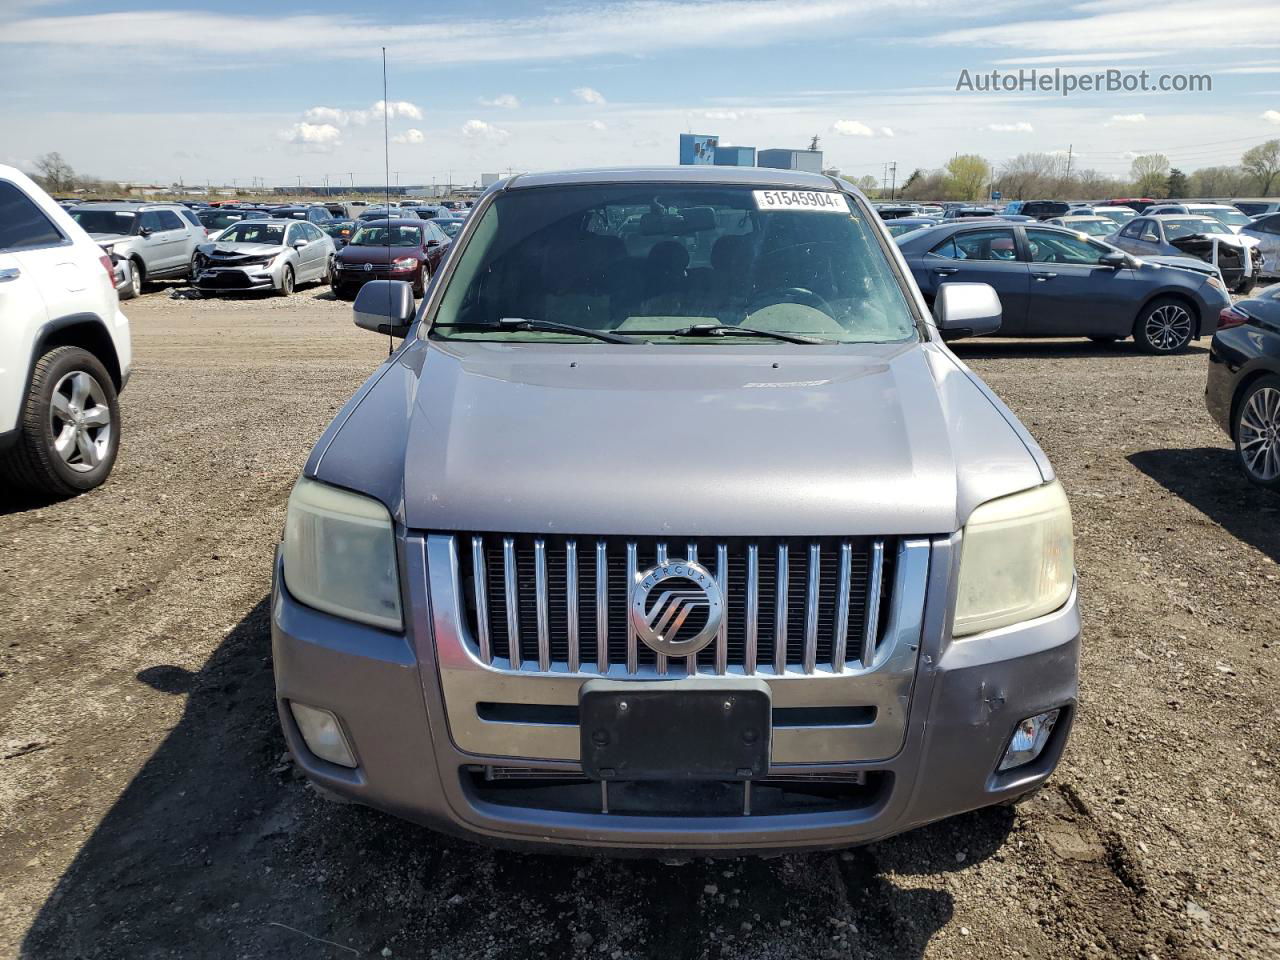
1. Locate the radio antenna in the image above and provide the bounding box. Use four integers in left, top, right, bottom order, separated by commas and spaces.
382, 46, 393, 356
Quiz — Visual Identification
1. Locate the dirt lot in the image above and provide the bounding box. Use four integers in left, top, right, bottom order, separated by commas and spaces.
1, 286, 1278, 960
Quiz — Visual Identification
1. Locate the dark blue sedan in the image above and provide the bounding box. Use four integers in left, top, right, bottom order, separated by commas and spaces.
895, 220, 1232, 353
1206, 283, 1280, 490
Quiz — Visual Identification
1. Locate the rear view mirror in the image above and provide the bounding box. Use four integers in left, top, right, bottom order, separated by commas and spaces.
353, 280, 416, 337
932, 282, 1002, 340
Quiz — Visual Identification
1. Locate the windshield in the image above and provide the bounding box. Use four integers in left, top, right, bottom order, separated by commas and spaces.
1164, 218, 1229, 239
1192, 207, 1251, 228
350, 224, 422, 247
1095, 208, 1136, 224
199, 211, 250, 230
438, 220, 463, 238
217, 222, 286, 245
323, 220, 354, 235
1066, 220, 1114, 237
70, 209, 137, 235
431, 184, 917, 344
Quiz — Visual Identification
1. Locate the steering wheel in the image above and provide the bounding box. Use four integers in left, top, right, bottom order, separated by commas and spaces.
744, 286, 834, 319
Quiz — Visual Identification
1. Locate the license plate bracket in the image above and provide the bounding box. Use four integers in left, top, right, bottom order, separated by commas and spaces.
579, 679, 771, 781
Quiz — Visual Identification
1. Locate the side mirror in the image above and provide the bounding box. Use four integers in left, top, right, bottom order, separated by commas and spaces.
292, 239, 309, 249
1098, 250, 1126, 269
932, 282, 1002, 340
353, 280, 415, 337
138, 227, 152, 238
426, 238, 440, 247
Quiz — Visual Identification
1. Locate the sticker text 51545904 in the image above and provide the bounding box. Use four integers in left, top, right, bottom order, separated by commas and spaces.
753, 190, 851, 213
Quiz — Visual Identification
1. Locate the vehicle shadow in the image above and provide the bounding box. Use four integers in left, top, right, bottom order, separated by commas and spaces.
950, 338, 1209, 360
1128, 446, 1280, 563
21, 596, 1010, 960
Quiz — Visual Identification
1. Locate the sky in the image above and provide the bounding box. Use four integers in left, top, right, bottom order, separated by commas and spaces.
2, 0, 1279, 188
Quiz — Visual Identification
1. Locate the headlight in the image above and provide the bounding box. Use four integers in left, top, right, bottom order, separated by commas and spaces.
282, 477, 402, 630
953, 481, 1074, 637
391, 256, 418, 271
1206, 274, 1226, 292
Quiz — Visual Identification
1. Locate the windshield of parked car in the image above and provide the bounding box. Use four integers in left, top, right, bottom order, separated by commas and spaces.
217, 222, 286, 245
1191, 207, 1251, 228
1164, 217, 1230, 239
1094, 208, 1136, 224
323, 220, 354, 235
1064, 219, 1114, 237
70, 209, 137, 235
350, 224, 422, 247
198, 211, 250, 230
438, 220, 463, 238
431, 184, 917, 344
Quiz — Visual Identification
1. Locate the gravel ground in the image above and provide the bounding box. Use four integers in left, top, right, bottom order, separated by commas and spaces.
1, 286, 1277, 960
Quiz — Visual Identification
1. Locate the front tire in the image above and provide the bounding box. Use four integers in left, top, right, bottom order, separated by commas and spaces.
124, 259, 144, 298
1234, 375, 1280, 491
1133, 297, 1194, 354
0, 347, 120, 497
278, 265, 295, 297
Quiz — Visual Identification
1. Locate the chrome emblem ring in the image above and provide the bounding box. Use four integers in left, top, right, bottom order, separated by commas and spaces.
363, 263, 373, 272
630, 559, 723, 658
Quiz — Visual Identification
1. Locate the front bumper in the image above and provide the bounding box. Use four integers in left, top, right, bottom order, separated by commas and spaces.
271, 534, 1080, 854
193, 263, 281, 292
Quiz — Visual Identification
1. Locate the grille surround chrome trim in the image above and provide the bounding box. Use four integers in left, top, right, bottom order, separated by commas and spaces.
428, 535, 932, 765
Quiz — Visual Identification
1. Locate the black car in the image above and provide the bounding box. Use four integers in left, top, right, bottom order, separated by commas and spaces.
895, 221, 1232, 353
1206, 283, 1280, 490
1018, 200, 1071, 220
270, 205, 332, 224
321, 218, 357, 249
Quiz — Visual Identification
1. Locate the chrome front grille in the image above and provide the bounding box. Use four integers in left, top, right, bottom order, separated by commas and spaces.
455, 535, 894, 676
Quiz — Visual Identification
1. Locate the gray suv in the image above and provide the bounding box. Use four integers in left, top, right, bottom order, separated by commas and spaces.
272, 167, 1079, 854
68, 202, 205, 296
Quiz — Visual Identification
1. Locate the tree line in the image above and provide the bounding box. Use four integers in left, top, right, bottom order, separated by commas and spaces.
848, 139, 1280, 202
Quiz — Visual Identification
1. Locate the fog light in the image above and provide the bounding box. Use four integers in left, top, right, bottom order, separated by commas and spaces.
998, 709, 1060, 772
289, 702, 357, 768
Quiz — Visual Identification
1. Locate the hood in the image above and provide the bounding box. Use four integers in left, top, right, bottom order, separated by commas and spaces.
338, 245, 420, 265
1140, 254, 1219, 277
311, 339, 1047, 537
198, 241, 283, 258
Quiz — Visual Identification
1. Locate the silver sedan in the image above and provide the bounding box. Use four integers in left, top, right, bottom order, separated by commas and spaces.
191, 219, 335, 295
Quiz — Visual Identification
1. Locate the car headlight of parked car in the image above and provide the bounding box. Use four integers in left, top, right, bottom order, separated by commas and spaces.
953, 481, 1074, 637
282, 477, 403, 631
391, 256, 418, 271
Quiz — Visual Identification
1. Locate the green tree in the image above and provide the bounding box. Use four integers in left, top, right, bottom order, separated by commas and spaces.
1241, 139, 1280, 196
944, 154, 989, 201
1130, 153, 1170, 197
1166, 168, 1188, 198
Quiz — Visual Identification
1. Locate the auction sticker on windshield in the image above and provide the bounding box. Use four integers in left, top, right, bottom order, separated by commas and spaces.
753, 190, 851, 213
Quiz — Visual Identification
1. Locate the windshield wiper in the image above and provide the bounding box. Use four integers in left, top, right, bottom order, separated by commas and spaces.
433, 317, 639, 344
660, 323, 833, 345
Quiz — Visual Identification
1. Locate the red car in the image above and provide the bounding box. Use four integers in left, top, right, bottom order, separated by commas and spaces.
331, 218, 452, 299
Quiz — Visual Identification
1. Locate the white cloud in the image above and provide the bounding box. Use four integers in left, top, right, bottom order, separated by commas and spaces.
1263, 109, 1280, 124
587, 119, 609, 131
479, 93, 520, 109
1106, 113, 1147, 125
832, 119, 873, 137
302, 101, 421, 127
462, 119, 510, 142
880, 126, 895, 137
985, 121, 1034, 132
703, 110, 741, 121
931, 1, 1280, 53
572, 87, 606, 105
278, 122, 341, 152
393, 128, 425, 144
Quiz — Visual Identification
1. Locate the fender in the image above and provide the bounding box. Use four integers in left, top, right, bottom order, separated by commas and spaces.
27, 311, 124, 391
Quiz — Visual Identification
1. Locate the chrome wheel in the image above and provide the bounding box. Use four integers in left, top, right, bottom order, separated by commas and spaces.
1144, 303, 1192, 352
1238, 386, 1280, 482
49, 371, 112, 473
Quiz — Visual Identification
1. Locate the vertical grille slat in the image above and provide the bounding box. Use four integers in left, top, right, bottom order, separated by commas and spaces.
471, 536, 491, 664
862, 539, 885, 668
774, 544, 789, 675
459, 535, 891, 676
502, 537, 520, 669
534, 539, 550, 672
566, 540, 579, 672
803, 543, 820, 674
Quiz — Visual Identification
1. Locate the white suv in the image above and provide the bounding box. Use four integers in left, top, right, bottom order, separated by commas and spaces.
0, 165, 131, 496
